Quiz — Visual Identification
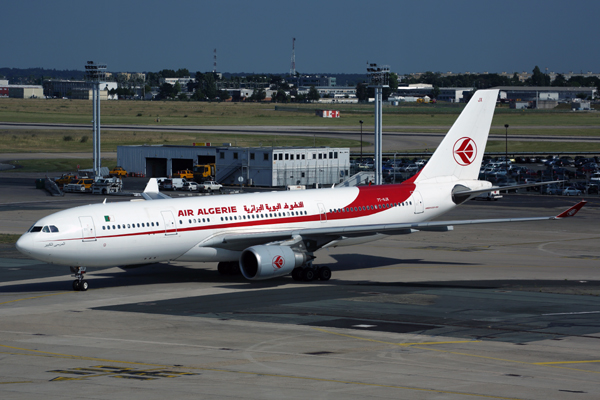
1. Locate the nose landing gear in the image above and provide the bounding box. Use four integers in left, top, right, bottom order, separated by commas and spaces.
70, 266, 88, 291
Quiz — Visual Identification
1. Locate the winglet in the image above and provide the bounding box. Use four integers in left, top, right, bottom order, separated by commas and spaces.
144, 178, 159, 193
554, 200, 587, 219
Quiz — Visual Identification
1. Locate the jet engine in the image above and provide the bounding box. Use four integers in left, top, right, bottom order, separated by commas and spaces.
239, 245, 308, 280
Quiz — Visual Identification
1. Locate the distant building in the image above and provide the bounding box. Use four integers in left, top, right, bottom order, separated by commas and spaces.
117, 145, 350, 187
437, 87, 474, 103
0, 84, 44, 98
297, 75, 336, 87
43, 80, 117, 99
162, 77, 195, 93
494, 86, 597, 103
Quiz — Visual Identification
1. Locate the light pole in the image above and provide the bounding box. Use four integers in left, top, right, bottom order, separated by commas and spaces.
504, 124, 509, 167
367, 63, 389, 185
359, 120, 364, 164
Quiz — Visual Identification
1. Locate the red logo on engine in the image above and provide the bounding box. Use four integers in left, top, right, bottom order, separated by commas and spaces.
453, 137, 477, 166
272, 255, 284, 269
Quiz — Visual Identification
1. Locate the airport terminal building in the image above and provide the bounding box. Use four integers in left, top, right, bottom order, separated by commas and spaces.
117, 145, 350, 187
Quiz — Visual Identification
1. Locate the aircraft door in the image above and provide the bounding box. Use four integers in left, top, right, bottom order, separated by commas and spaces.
79, 216, 96, 242
318, 203, 327, 222
413, 191, 424, 214
161, 210, 178, 236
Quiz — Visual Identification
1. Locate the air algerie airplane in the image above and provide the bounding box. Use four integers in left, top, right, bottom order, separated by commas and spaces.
16, 89, 586, 291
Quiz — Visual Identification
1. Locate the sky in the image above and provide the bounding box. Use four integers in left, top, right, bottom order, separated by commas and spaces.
3, 0, 599, 76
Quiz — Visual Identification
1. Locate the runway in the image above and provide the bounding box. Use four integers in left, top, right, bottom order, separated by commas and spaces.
1, 182, 600, 399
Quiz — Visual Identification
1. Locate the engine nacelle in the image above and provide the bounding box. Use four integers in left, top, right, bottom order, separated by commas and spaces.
240, 245, 307, 280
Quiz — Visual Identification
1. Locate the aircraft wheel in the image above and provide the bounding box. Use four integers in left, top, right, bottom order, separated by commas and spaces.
217, 262, 229, 275
229, 263, 241, 275
291, 268, 303, 281
318, 267, 332, 281
80, 280, 89, 291
72, 280, 80, 291
303, 269, 316, 281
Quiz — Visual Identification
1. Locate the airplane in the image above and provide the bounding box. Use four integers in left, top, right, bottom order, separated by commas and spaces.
16, 89, 586, 291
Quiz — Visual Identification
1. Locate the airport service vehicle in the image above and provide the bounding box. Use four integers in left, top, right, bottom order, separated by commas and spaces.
474, 190, 502, 201
173, 170, 194, 180
54, 173, 77, 186
16, 90, 586, 292
109, 166, 127, 177
199, 181, 223, 192
91, 177, 123, 195
193, 163, 216, 182
63, 178, 94, 193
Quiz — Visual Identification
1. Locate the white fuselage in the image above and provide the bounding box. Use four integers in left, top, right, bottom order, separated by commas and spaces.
16, 181, 461, 268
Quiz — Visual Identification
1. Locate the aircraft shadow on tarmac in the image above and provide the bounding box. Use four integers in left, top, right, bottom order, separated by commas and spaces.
4, 253, 599, 296
0, 252, 477, 293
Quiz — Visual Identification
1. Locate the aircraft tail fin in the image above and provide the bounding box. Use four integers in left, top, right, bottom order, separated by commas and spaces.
412, 89, 499, 183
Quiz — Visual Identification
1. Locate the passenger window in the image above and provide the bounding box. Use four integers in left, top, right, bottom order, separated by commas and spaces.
103, 226, 106, 230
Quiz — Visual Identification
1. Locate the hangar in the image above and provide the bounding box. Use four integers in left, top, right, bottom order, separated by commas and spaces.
117, 145, 350, 187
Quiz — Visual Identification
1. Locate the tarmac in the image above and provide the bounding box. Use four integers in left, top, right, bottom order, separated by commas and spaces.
1, 173, 600, 399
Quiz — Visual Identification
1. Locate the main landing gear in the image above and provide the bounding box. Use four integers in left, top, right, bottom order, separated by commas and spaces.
217, 261, 241, 276
70, 266, 88, 291
291, 266, 331, 282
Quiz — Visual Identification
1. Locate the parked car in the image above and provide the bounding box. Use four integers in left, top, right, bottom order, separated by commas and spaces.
162, 178, 188, 190
586, 183, 599, 194
182, 181, 199, 191
540, 185, 562, 195
198, 181, 223, 192
590, 172, 600, 182
562, 187, 582, 196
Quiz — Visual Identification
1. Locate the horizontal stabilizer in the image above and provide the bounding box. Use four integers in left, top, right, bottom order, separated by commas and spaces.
453, 180, 565, 199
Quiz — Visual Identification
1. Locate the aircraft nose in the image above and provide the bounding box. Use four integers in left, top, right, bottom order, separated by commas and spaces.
15, 234, 33, 255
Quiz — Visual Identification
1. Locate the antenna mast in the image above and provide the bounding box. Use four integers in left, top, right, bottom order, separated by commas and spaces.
213, 48, 217, 73
290, 38, 296, 76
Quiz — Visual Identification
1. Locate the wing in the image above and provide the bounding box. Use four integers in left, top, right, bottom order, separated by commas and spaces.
198, 201, 587, 252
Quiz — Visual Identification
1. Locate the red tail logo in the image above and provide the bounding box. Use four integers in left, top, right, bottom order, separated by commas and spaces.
453, 137, 477, 166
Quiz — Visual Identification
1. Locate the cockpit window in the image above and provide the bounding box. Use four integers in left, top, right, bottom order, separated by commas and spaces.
49, 225, 59, 232
42, 226, 50, 233
29, 226, 43, 233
